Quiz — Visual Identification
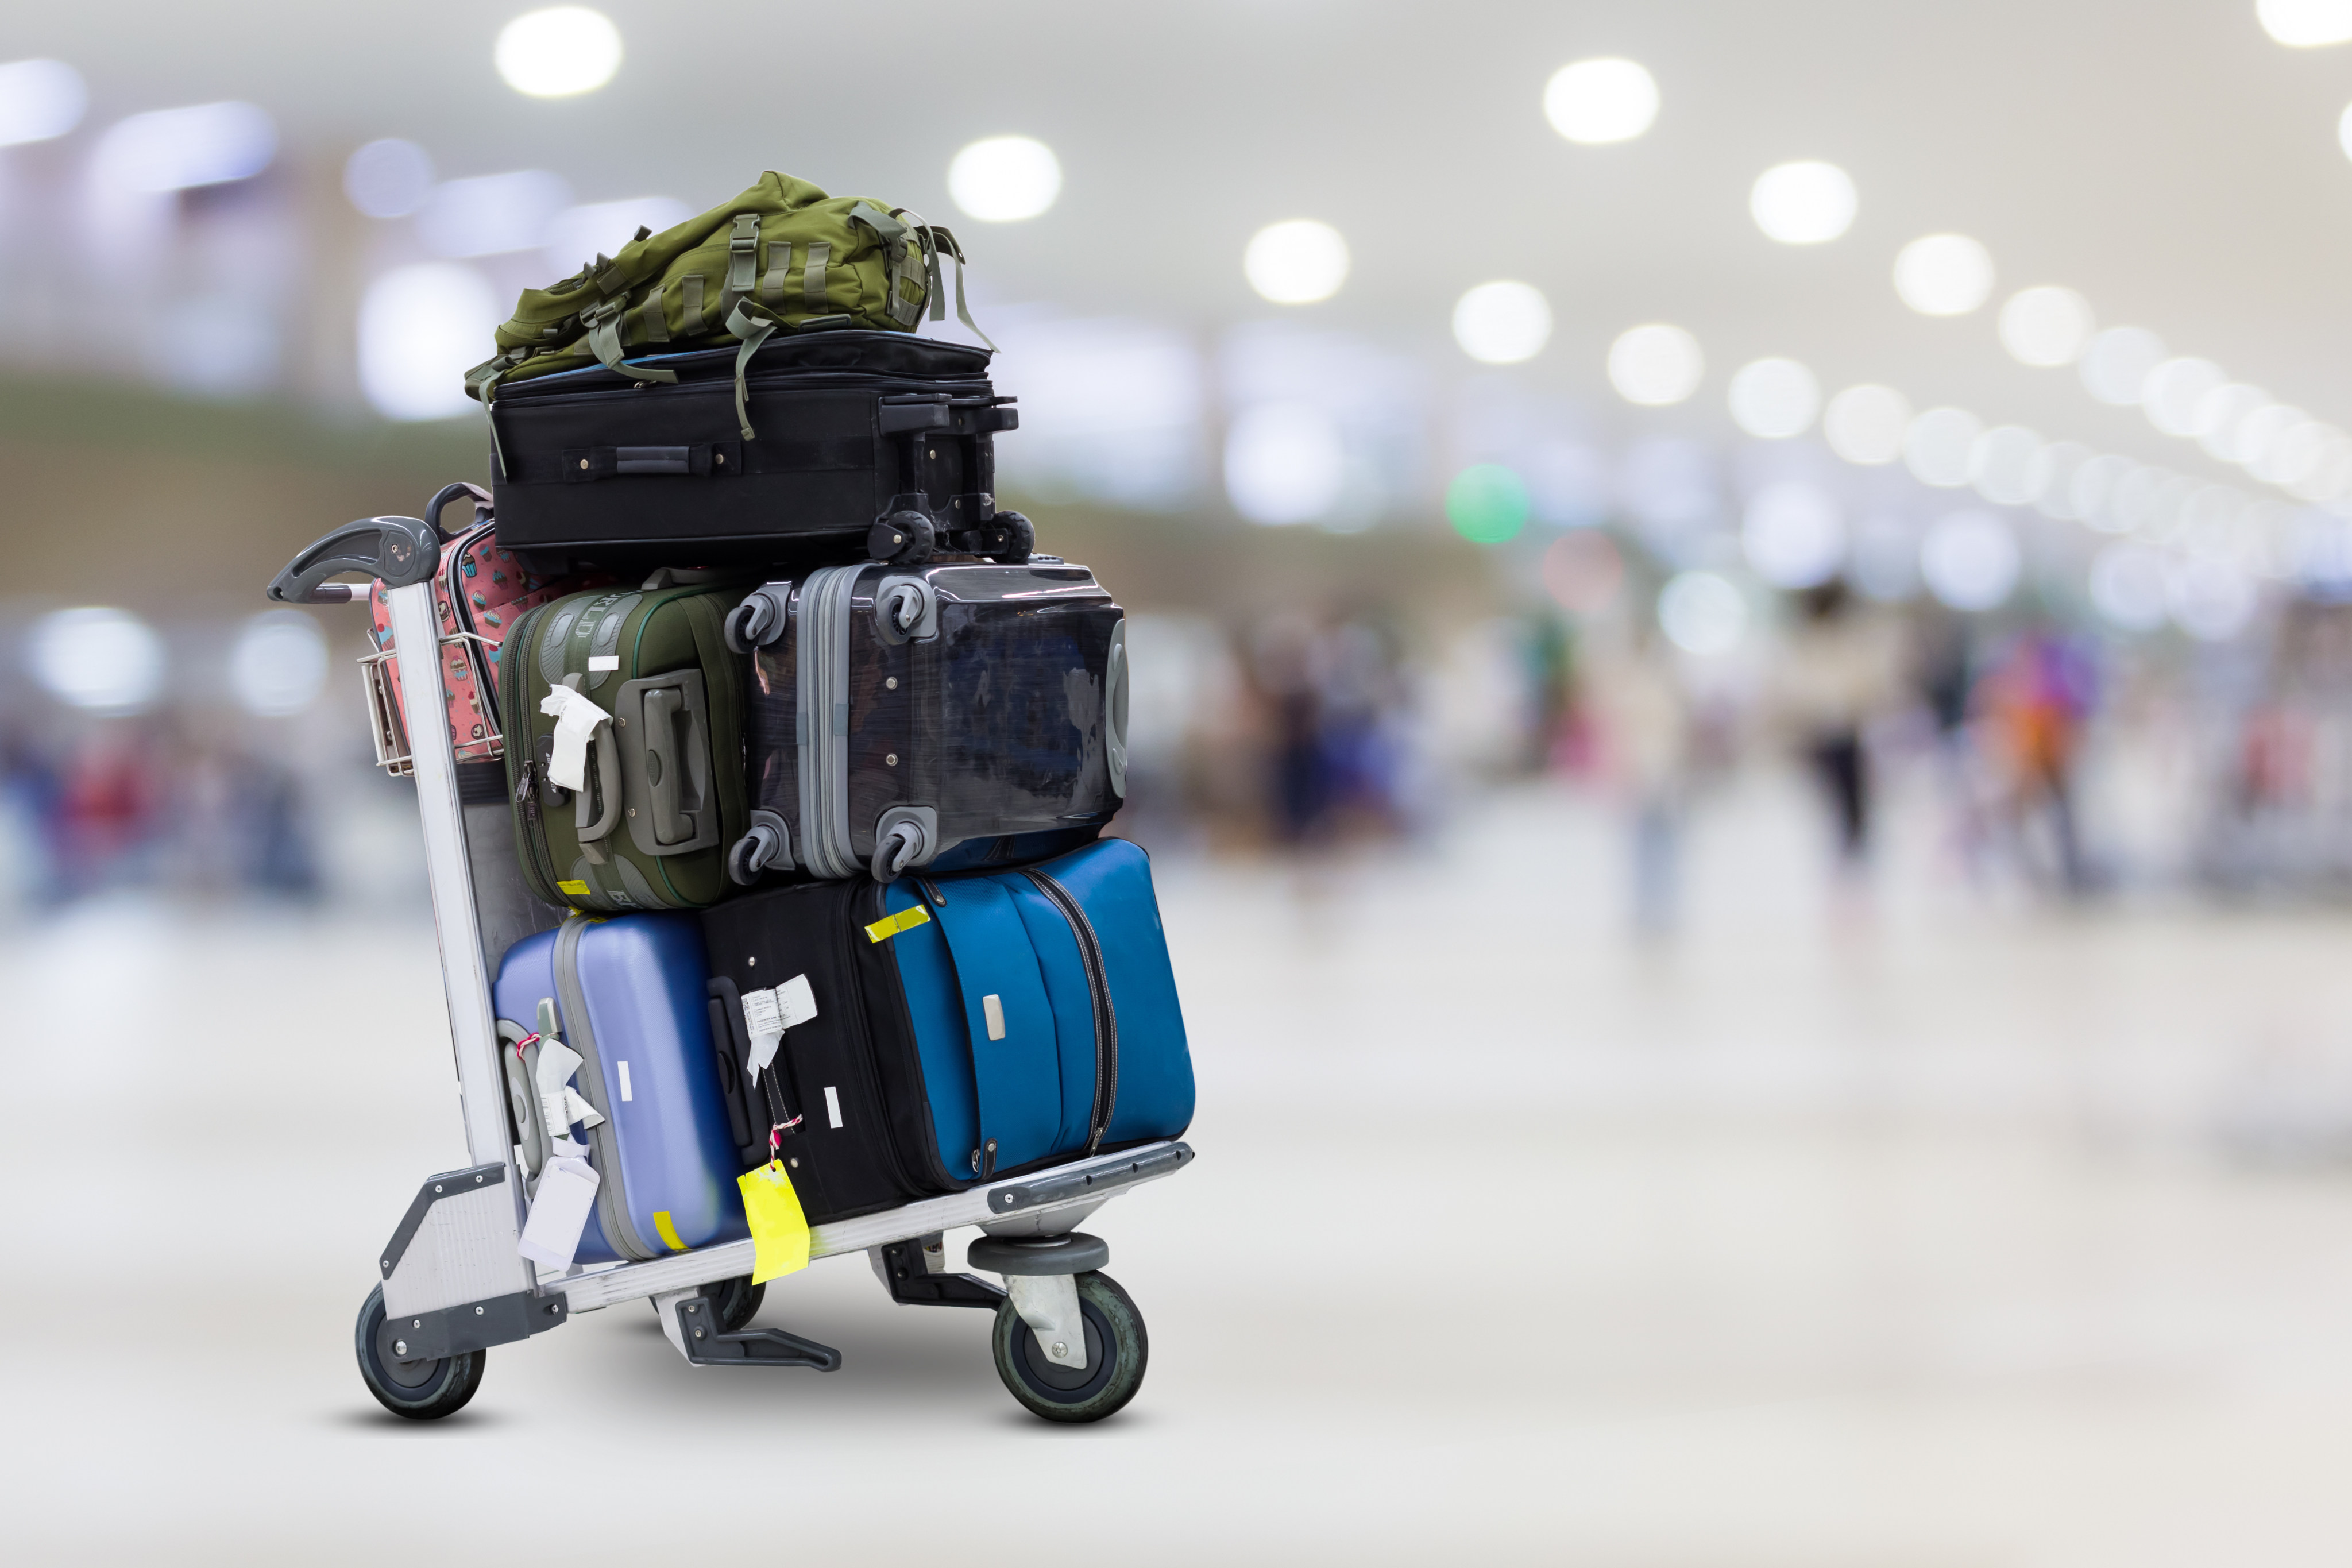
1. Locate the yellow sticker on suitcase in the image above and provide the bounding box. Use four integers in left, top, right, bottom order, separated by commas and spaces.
737, 1160, 810, 1284
863, 903, 932, 943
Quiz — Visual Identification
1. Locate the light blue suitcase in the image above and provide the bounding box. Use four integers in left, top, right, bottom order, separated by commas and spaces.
493, 913, 748, 1264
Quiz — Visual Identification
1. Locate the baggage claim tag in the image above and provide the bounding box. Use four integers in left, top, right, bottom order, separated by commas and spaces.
737, 1161, 810, 1284
739, 974, 817, 1079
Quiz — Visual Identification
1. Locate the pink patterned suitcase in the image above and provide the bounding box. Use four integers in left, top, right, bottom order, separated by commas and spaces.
365, 484, 590, 766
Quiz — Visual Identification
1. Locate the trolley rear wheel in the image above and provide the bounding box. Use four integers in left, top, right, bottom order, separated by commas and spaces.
706, 1275, 766, 1333
990, 1270, 1147, 1424
356, 1284, 485, 1421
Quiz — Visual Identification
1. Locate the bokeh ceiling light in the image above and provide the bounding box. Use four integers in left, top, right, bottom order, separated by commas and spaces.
2234, 403, 2307, 475
1446, 465, 1531, 544
1658, 571, 1747, 655
359, 262, 501, 421
2027, 440, 2094, 520
1748, 161, 1857, 245
1969, 425, 2041, 507
344, 139, 435, 219
2260, 0, 2352, 46
544, 196, 691, 275
1243, 219, 1350, 304
1543, 58, 1659, 144
948, 136, 1062, 222
1223, 403, 1345, 525
230, 611, 329, 717
495, 7, 623, 98
2143, 357, 2227, 439
417, 170, 572, 258
92, 102, 276, 194
1903, 406, 1983, 487
1998, 286, 2095, 367
1454, 281, 1553, 364
2196, 383, 2272, 462
1605, 322, 1701, 404
1822, 384, 1911, 465
30, 608, 165, 714
1920, 511, 2021, 612
2079, 326, 2167, 405
1742, 480, 1845, 589
1727, 357, 1820, 438
1893, 234, 1995, 316
2071, 454, 2135, 532
0, 59, 86, 148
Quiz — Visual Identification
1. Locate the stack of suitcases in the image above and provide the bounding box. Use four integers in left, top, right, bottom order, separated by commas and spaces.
269, 171, 1194, 1426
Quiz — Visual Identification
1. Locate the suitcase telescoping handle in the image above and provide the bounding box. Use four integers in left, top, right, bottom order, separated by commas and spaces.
424, 481, 493, 540
265, 515, 441, 605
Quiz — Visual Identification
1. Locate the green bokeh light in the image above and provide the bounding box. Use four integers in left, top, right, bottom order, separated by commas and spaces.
1446, 464, 1530, 544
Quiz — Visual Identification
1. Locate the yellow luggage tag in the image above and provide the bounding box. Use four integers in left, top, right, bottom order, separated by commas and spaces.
737, 1160, 810, 1284
864, 903, 932, 943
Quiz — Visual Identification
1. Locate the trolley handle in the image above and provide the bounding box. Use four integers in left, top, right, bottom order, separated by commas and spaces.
266, 515, 440, 605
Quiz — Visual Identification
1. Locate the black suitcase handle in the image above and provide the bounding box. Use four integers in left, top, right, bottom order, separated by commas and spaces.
266, 515, 439, 604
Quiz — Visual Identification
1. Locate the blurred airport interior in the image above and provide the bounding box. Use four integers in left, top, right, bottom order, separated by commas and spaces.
16, 1, 2352, 1559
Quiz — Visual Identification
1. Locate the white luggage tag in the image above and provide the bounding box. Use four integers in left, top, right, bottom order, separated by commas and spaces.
531, 1024, 607, 1138
518, 1154, 600, 1268
740, 974, 817, 1080
538, 680, 611, 791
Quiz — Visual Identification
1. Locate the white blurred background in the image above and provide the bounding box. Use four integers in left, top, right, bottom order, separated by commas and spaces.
12, 3, 2352, 1561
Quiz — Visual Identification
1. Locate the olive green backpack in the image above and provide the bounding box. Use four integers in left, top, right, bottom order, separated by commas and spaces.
466, 170, 990, 439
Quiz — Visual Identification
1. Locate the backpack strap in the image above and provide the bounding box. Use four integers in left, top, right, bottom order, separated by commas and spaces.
581, 293, 679, 385
722, 214, 761, 316
849, 203, 924, 327
917, 224, 995, 353
723, 299, 783, 442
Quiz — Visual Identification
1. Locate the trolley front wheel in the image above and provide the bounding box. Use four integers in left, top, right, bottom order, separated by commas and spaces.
356, 1284, 486, 1421
990, 1270, 1147, 1424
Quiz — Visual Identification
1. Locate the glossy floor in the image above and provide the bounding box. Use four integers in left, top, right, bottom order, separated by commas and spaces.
9, 777, 2352, 1565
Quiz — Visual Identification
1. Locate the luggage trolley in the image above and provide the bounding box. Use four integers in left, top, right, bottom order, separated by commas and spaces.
269, 509, 1192, 1424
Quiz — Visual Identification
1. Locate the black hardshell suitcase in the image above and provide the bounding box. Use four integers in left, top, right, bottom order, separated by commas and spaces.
483, 330, 1030, 573
720, 557, 1130, 889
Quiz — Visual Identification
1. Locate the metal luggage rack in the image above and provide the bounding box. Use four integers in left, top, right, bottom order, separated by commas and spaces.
359, 630, 504, 777
267, 505, 1196, 1424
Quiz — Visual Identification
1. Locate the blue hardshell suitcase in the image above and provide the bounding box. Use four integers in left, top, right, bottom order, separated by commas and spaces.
493, 913, 749, 1263
699, 836, 1194, 1223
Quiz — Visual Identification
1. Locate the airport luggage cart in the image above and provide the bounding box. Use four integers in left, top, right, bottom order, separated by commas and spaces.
271, 512, 1192, 1424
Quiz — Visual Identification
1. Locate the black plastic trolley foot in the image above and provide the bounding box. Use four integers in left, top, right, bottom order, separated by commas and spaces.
875, 1237, 1007, 1309
672, 1295, 841, 1370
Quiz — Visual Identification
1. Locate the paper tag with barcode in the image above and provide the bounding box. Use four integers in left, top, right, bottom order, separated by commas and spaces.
741, 975, 818, 1077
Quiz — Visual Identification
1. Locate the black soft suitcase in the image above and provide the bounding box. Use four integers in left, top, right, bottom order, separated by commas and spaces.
702, 878, 955, 1223
484, 330, 1030, 572
720, 558, 1130, 888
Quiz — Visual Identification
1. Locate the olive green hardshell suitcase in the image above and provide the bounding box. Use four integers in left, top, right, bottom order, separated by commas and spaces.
502, 582, 751, 913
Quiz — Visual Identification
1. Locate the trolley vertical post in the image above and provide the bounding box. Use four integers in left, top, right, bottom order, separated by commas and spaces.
385, 579, 534, 1280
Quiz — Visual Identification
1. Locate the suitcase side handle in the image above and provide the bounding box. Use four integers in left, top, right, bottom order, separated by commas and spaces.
266, 516, 439, 604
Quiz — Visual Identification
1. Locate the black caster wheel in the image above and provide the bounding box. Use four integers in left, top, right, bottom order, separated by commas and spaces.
986, 509, 1035, 564
356, 1284, 485, 1422
869, 512, 935, 565
706, 1275, 766, 1333
990, 1270, 1147, 1424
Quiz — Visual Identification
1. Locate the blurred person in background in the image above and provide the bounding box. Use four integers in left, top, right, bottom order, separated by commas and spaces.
52, 725, 161, 899
1588, 618, 1693, 934
1765, 581, 1903, 883
1974, 623, 2098, 896
1250, 611, 1415, 852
